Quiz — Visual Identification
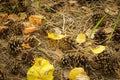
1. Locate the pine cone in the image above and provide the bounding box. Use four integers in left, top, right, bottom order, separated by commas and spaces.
93, 52, 120, 76
0, 27, 10, 39
13, 23, 24, 35
11, 63, 22, 75
9, 23, 24, 35
94, 52, 111, 67
92, 13, 106, 27
113, 28, 120, 43
21, 52, 34, 65
8, 38, 23, 56
94, 30, 107, 43
61, 53, 91, 68
24, 36, 41, 48
64, 37, 79, 49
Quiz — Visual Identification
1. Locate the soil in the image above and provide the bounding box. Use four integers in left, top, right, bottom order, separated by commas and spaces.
0, 0, 120, 80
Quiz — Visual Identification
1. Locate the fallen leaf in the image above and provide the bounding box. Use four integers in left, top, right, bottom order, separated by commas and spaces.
23, 26, 38, 34
48, 33, 68, 40
69, 67, 90, 80
27, 58, 54, 80
22, 42, 31, 49
29, 15, 44, 26
91, 45, 105, 54
7, 14, 19, 21
0, 26, 8, 32
76, 33, 86, 44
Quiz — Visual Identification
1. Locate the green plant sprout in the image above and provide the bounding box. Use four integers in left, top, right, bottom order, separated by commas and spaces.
107, 13, 120, 43
89, 14, 107, 38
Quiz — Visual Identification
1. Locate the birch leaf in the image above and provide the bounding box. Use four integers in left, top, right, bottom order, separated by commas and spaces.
48, 33, 67, 40
76, 33, 86, 44
69, 67, 90, 80
91, 45, 105, 54
27, 58, 54, 80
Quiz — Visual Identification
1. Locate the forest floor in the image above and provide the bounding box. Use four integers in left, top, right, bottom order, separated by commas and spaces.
0, 0, 120, 80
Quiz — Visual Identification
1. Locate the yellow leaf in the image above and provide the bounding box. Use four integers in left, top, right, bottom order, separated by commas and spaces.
76, 33, 86, 44
69, 67, 90, 80
27, 58, 54, 80
91, 45, 105, 54
48, 33, 67, 40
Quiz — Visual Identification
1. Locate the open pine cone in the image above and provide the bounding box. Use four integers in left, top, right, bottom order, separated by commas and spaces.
8, 38, 23, 57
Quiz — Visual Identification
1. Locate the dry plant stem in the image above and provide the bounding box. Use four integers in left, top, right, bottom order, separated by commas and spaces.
108, 13, 120, 43
62, 14, 66, 34
89, 14, 107, 38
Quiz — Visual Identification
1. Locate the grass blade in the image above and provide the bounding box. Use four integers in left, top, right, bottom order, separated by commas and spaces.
89, 14, 107, 38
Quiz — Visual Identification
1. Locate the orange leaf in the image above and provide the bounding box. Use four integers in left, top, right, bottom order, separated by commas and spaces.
22, 42, 31, 49
7, 14, 19, 21
29, 15, 44, 26
23, 26, 38, 34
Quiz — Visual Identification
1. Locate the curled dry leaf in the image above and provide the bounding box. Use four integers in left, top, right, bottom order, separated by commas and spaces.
29, 15, 44, 26
69, 67, 90, 80
23, 26, 38, 34
0, 26, 8, 32
7, 14, 19, 21
48, 33, 68, 40
91, 45, 106, 54
27, 58, 54, 80
76, 33, 86, 44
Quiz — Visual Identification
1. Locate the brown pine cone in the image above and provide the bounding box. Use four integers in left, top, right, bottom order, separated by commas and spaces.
0, 27, 10, 39
8, 38, 23, 57
94, 30, 107, 43
61, 53, 91, 68
113, 28, 120, 43
93, 52, 111, 68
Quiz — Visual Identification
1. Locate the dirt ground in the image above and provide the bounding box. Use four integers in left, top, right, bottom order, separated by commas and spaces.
0, 0, 120, 80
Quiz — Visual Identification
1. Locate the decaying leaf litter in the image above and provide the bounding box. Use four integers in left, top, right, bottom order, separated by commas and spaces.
0, 0, 120, 80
